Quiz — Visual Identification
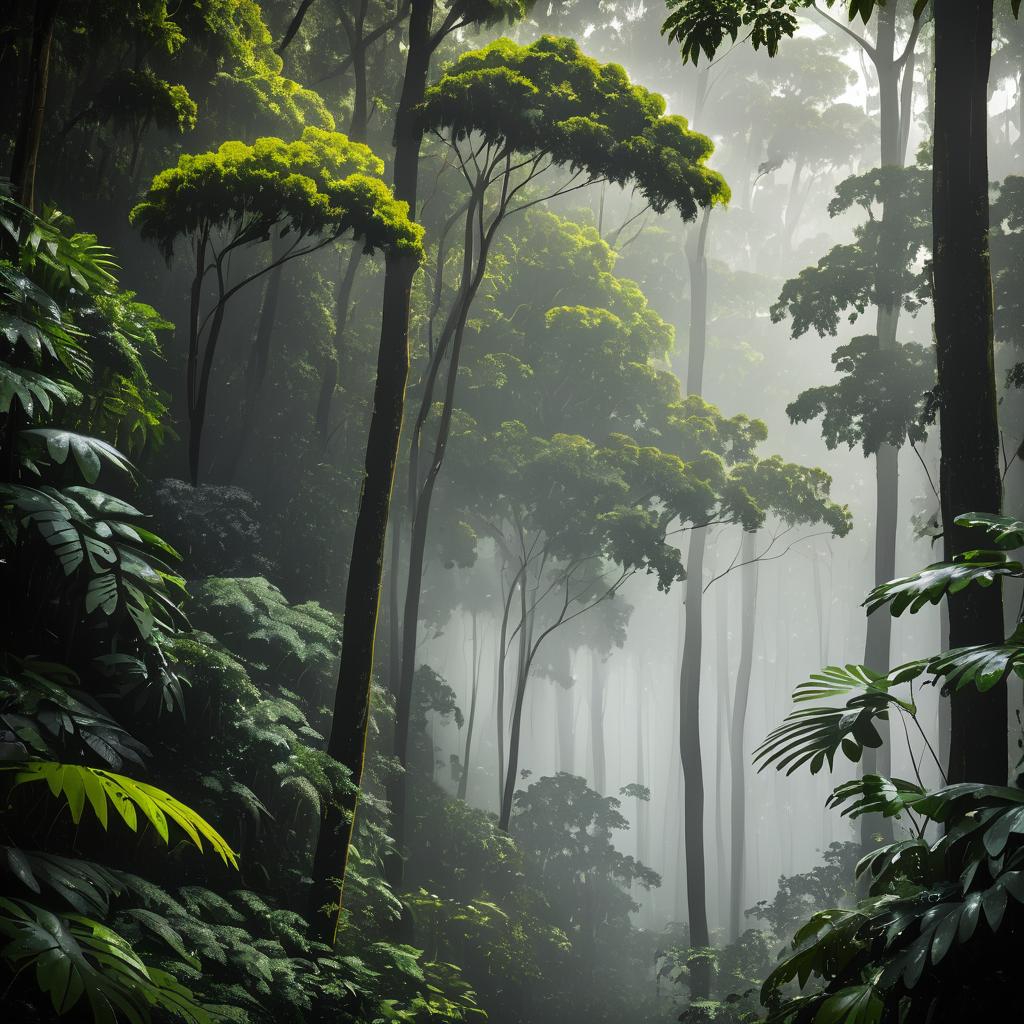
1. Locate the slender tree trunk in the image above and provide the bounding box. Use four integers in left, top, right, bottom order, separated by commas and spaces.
499, 589, 535, 830
859, 2, 911, 847
933, 0, 1006, 786
309, 0, 434, 939
590, 652, 607, 795
729, 530, 758, 942
557, 671, 574, 774
635, 664, 648, 866
457, 612, 480, 802
10, 0, 60, 212
684, 210, 710, 395
389, 189, 494, 887
680, 526, 710, 995
679, 199, 711, 999
387, 503, 403, 698
714, 574, 731, 927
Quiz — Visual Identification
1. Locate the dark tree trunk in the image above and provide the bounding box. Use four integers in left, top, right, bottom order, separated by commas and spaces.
728, 530, 758, 943
499, 588, 535, 830
387, 194, 486, 889
933, 0, 1006, 786
10, 0, 60, 212
308, 0, 434, 941
678, 198, 711, 998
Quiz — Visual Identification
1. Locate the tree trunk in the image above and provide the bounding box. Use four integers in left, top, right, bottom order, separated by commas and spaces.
635, 663, 648, 868
933, 0, 1007, 786
556, 669, 574, 774
859, 2, 909, 847
679, 194, 711, 999
714, 574, 731, 926
590, 652, 607, 795
729, 530, 758, 943
457, 613, 480, 802
10, 0, 60, 212
684, 210, 710, 395
389, 183, 501, 886
499, 589, 535, 830
309, 0, 433, 942
680, 526, 710, 996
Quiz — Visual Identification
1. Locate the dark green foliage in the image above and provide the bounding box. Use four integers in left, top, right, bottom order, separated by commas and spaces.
151, 480, 274, 579
785, 335, 934, 454
0, 188, 224, 1023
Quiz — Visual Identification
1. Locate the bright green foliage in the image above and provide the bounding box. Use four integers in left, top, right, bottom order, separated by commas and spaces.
728, 457, 852, 537
754, 513, 1024, 1023
7, 762, 238, 867
420, 35, 729, 219
131, 127, 423, 259
195, 0, 334, 130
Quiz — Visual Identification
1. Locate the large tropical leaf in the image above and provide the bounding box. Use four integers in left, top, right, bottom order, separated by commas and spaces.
5, 762, 238, 868
0, 658, 149, 767
865, 553, 1023, 617
928, 630, 1024, 693
1, 847, 125, 916
753, 666, 908, 775
827, 775, 928, 821
0, 360, 68, 416
20, 428, 134, 483
953, 512, 1024, 550
0, 484, 185, 637
0, 897, 210, 1024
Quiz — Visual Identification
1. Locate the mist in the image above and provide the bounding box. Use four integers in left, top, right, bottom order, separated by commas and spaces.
2, 3, 1022, 1024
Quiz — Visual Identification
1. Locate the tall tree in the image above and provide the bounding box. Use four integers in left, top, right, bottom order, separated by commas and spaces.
131, 128, 422, 484
388, 34, 729, 886
311, 0, 530, 942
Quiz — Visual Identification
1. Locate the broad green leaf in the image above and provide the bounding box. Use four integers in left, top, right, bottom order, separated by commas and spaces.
0, 898, 211, 1024
6, 762, 238, 868
21, 429, 133, 483
866, 555, 1023, 617
954, 512, 1024, 549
